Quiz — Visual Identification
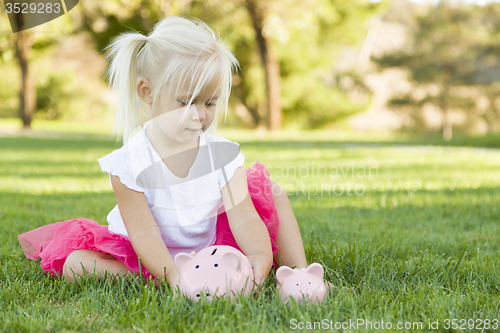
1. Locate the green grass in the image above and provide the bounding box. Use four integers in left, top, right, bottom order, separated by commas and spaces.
0, 124, 499, 332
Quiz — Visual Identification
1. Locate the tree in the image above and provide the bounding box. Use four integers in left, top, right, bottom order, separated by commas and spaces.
373, 1, 500, 139
193, 0, 381, 130
0, 2, 76, 128
243, 0, 281, 131
1, 0, 380, 130
13, 18, 36, 128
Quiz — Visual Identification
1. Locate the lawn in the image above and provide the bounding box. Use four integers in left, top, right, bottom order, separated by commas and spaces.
0, 123, 499, 332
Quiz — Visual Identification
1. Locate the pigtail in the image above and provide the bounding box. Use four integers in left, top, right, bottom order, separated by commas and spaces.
104, 32, 149, 145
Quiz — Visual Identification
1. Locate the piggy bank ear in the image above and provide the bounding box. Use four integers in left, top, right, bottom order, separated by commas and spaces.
276, 266, 295, 284
306, 263, 324, 279
221, 252, 241, 270
174, 252, 194, 273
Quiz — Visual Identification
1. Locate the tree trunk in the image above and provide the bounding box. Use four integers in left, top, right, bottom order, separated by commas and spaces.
244, 0, 282, 131
442, 109, 452, 141
14, 22, 35, 129
439, 85, 452, 141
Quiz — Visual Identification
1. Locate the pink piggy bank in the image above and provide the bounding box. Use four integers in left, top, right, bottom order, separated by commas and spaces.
174, 245, 254, 302
276, 263, 327, 304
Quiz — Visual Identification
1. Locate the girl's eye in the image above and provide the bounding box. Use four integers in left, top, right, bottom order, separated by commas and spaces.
178, 101, 217, 107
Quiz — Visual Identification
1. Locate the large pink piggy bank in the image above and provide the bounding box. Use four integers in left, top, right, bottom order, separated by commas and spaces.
276, 263, 327, 304
174, 245, 254, 302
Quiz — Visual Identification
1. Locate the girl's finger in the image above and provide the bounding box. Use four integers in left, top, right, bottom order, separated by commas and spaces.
254, 276, 263, 288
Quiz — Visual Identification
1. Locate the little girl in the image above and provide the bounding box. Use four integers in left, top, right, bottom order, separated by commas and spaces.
18, 16, 313, 291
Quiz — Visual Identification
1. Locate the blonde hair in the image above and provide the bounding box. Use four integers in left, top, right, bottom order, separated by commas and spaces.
104, 16, 240, 144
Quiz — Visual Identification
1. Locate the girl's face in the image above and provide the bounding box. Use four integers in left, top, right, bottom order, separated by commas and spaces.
144, 75, 221, 144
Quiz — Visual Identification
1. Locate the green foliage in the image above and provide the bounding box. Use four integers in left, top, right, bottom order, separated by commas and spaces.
373, 2, 500, 137
35, 70, 80, 120
282, 71, 372, 129
1, 0, 383, 128
0, 0, 77, 124
272, 0, 381, 128
0, 64, 83, 121
191, 0, 381, 129
0, 65, 19, 118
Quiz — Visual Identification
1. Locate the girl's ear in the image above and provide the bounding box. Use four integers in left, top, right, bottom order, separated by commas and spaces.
137, 78, 153, 105
174, 252, 194, 273
306, 263, 324, 279
276, 266, 295, 284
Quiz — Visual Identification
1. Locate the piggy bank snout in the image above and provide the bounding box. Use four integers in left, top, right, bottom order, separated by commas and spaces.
192, 286, 216, 301
175, 245, 254, 302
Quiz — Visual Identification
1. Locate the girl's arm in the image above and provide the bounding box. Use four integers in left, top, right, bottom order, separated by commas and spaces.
110, 175, 179, 286
220, 166, 274, 286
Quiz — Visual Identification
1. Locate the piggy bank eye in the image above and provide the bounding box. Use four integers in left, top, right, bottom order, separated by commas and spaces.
309, 282, 311, 284
214, 263, 218, 267
296, 284, 299, 286
206, 293, 210, 297
195, 265, 199, 269
196, 294, 200, 297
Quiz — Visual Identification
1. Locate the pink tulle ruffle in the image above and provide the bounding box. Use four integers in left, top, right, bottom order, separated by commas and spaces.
18, 218, 153, 279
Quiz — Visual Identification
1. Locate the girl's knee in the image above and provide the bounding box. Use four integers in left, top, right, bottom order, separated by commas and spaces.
63, 251, 81, 281
63, 249, 99, 282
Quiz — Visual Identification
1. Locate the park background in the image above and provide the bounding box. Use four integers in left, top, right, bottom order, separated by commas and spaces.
1, 0, 499, 332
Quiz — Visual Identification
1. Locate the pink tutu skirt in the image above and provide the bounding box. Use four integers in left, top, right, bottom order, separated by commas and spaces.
18, 161, 280, 279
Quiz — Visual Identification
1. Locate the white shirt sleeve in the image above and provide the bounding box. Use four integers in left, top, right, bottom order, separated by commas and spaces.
97, 148, 146, 194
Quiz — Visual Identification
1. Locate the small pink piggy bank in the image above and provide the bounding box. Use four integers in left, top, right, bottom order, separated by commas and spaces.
276, 263, 327, 304
174, 245, 254, 302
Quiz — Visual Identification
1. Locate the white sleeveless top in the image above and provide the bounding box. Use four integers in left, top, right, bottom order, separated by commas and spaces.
97, 120, 245, 258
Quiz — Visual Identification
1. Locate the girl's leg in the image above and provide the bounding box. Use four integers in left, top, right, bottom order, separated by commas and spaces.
269, 180, 308, 269
63, 249, 137, 282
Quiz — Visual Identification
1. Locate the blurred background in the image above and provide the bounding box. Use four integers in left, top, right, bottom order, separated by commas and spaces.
1, 0, 500, 142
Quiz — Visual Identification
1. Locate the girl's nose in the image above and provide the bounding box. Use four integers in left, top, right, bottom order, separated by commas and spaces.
194, 103, 206, 122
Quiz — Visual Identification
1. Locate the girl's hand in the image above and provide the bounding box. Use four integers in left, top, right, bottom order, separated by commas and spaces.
166, 267, 180, 290
167, 250, 196, 296
246, 253, 273, 288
